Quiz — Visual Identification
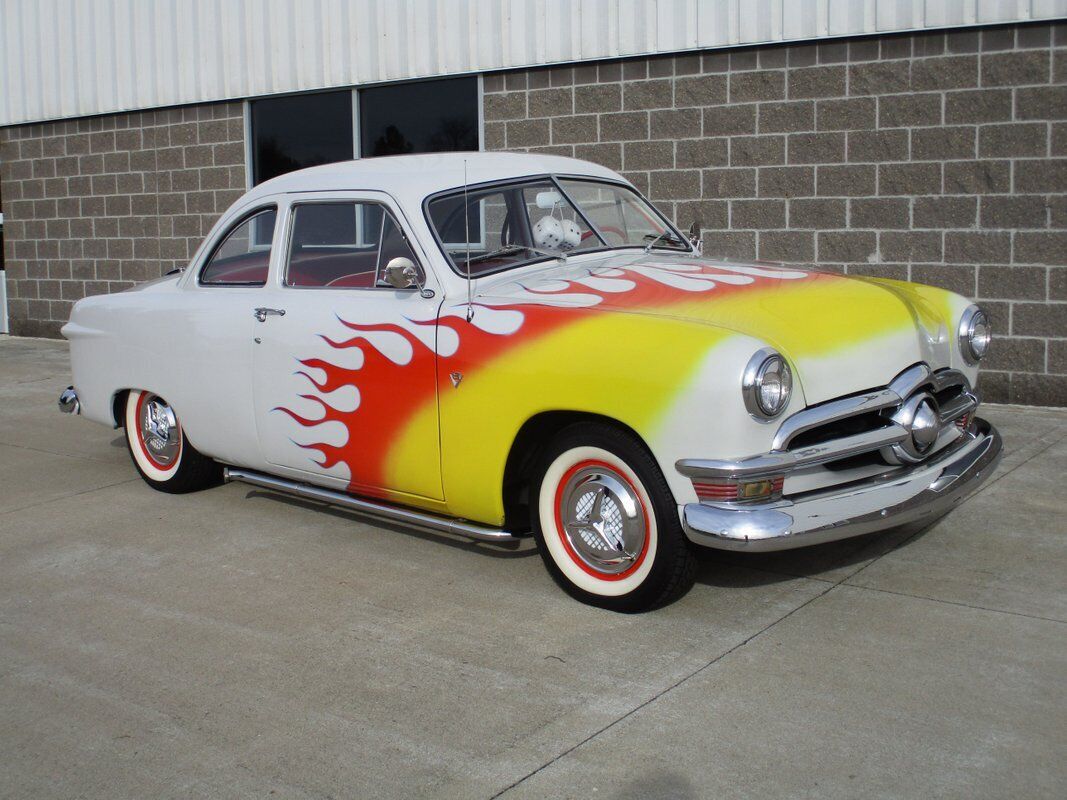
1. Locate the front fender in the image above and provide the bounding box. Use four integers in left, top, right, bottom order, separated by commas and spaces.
430, 307, 795, 525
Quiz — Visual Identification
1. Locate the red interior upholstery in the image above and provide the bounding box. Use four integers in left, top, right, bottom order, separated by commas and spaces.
288, 249, 378, 287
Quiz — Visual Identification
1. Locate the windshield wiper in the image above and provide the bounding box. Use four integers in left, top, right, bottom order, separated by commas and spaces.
643, 230, 687, 253
465, 244, 566, 266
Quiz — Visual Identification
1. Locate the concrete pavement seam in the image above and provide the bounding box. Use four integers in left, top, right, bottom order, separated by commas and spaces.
968, 428, 1067, 495
0, 438, 125, 466
838, 583, 1067, 626
0, 478, 140, 518
489, 580, 842, 799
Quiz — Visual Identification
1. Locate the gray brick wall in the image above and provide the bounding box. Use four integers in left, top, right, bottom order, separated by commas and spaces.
0, 102, 246, 338
484, 23, 1067, 407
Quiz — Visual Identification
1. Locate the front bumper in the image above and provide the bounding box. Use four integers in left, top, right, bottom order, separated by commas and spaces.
680, 418, 1001, 552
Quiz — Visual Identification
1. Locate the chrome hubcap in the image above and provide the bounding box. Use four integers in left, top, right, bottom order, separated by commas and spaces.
139, 395, 180, 465
559, 467, 646, 575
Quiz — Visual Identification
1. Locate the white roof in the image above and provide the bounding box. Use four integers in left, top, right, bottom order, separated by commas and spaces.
244, 152, 625, 205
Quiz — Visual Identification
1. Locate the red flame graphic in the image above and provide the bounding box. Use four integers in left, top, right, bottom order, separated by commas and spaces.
275, 262, 816, 496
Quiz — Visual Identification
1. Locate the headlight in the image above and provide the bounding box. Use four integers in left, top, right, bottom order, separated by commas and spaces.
958, 305, 991, 366
742, 348, 793, 420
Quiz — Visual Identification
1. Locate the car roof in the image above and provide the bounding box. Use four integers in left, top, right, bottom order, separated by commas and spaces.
242, 151, 627, 205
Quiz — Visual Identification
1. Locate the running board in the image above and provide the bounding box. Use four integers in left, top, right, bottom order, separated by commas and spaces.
223, 467, 521, 544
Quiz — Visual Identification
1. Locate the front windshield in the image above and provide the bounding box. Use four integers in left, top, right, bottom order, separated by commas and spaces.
427, 177, 689, 277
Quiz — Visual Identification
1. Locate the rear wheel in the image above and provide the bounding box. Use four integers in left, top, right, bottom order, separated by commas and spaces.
532, 423, 696, 612
123, 390, 221, 493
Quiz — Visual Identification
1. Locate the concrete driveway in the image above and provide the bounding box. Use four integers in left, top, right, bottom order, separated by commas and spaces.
1, 336, 1065, 799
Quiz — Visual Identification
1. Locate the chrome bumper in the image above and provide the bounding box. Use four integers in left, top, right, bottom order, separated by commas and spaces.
681, 419, 1001, 552
58, 386, 80, 414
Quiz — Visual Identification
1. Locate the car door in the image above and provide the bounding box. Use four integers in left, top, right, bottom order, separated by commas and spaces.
250, 192, 444, 502
171, 203, 279, 469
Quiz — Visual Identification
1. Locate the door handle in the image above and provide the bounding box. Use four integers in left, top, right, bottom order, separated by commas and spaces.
254, 307, 286, 322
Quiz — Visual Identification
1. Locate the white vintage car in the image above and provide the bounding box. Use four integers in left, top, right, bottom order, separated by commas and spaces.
60, 152, 1001, 611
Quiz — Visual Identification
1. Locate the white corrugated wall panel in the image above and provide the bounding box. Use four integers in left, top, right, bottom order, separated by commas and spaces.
1, 0, 1065, 126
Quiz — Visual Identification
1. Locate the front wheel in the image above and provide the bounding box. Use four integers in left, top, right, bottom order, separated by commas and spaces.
532, 423, 696, 612
123, 390, 222, 493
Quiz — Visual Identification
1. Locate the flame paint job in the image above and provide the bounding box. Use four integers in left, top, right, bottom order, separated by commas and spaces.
61, 154, 980, 529
267, 257, 948, 525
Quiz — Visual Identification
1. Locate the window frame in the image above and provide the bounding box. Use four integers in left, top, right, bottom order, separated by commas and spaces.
422, 174, 692, 280
281, 198, 426, 292
197, 204, 279, 288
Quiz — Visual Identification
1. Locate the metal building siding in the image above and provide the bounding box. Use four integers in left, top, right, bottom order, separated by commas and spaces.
1, 0, 1064, 126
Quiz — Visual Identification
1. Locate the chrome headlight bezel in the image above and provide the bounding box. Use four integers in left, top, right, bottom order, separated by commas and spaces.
958, 305, 991, 366
742, 348, 793, 421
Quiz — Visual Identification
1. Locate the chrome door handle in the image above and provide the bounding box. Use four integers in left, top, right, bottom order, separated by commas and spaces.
254, 307, 286, 322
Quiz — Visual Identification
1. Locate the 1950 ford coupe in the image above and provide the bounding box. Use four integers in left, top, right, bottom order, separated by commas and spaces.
60, 152, 1002, 611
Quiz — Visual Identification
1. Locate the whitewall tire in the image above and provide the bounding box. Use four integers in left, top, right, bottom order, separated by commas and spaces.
123, 390, 221, 493
532, 423, 696, 612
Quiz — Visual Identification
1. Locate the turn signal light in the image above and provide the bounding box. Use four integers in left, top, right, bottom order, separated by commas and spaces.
692, 476, 784, 503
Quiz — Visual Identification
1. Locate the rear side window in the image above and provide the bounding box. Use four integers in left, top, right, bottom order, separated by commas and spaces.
286, 202, 422, 289
200, 208, 277, 286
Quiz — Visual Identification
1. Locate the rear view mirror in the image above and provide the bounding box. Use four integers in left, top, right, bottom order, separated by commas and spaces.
535, 191, 562, 209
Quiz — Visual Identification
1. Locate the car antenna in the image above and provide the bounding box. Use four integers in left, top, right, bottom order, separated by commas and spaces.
464, 158, 474, 323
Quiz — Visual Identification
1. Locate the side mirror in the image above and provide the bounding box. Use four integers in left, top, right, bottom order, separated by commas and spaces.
688, 220, 703, 255
383, 257, 418, 289
381, 257, 433, 297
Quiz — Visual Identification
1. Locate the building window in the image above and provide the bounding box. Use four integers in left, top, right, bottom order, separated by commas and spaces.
359, 77, 478, 157
248, 77, 480, 186
250, 91, 354, 185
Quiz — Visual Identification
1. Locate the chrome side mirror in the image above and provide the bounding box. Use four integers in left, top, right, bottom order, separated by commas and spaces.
382, 257, 433, 297
383, 257, 418, 288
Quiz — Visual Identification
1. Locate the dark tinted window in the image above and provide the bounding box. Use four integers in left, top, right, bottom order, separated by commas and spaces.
251, 91, 353, 185
200, 209, 277, 286
359, 77, 478, 157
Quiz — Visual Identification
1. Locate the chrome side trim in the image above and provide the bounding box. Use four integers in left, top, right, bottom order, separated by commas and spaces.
223, 467, 520, 544
58, 386, 80, 414
681, 419, 1001, 552
677, 424, 909, 481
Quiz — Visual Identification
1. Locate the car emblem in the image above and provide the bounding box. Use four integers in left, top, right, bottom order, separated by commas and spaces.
449, 371, 463, 388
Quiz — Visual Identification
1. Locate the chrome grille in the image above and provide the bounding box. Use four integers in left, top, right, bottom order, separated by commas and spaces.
777, 364, 977, 467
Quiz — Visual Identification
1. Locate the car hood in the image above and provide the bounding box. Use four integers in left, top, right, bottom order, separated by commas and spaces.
477, 252, 960, 405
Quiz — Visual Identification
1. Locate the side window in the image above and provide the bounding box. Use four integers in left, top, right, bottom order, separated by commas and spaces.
286, 202, 422, 289
200, 208, 277, 286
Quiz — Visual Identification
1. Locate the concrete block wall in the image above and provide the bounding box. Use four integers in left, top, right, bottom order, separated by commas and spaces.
0, 102, 246, 338
483, 23, 1067, 406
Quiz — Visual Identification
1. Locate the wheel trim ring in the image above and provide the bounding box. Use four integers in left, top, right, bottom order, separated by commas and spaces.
552, 459, 651, 582
135, 392, 182, 472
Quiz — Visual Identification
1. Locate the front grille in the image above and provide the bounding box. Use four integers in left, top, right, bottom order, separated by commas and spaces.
788, 410, 893, 450
778, 365, 977, 471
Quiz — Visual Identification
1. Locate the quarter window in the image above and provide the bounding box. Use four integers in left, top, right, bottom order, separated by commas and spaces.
199, 208, 277, 286
286, 202, 421, 289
